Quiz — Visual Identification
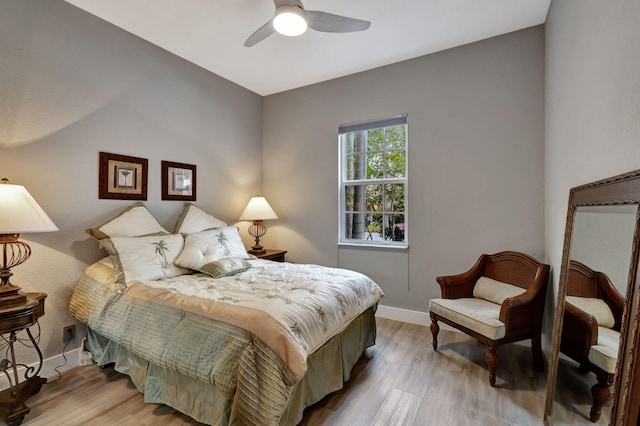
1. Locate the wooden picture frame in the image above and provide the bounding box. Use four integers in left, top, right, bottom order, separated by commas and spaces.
99, 152, 148, 200
161, 161, 196, 201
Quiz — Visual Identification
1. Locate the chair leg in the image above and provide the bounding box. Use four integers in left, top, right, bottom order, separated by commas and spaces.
531, 335, 544, 371
590, 372, 613, 422
429, 318, 440, 351
486, 344, 498, 387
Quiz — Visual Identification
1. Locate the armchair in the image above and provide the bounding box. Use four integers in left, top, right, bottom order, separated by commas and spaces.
429, 251, 550, 387
561, 260, 624, 422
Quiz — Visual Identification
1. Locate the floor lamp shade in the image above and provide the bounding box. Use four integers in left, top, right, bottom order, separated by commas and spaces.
239, 196, 278, 254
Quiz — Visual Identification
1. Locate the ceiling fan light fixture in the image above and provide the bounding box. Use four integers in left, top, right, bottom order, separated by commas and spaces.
273, 5, 307, 37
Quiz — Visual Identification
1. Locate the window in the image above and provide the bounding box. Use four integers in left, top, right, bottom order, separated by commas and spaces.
338, 115, 408, 248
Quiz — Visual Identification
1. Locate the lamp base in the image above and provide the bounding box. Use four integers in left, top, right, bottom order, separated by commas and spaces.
0, 284, 27, 308
0, 235, 31, 308
247, 220, 267, 256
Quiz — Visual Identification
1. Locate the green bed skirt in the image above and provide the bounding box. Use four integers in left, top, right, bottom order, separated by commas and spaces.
87, 306, 377, 425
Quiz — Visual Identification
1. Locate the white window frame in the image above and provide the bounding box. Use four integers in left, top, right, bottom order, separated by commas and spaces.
338, 114, 408, 249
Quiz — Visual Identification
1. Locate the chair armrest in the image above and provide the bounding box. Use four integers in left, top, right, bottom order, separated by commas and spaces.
499, 289, 537, 331
499, 264, 549, 331
597, 273, 625, 330
436, 255, 486, 299
561, 302, 598, 359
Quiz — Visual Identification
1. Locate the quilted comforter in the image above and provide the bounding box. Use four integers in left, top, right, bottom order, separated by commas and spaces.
69, 258, 383, 425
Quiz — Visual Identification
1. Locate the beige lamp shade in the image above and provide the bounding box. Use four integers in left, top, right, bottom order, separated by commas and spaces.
0, 182, 59, 234
239, 196, 277, 255
239, 196, 278, 221
0, 179, 58, 304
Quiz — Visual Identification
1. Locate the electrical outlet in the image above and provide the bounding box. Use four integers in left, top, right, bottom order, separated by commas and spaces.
63, 325, 76, 343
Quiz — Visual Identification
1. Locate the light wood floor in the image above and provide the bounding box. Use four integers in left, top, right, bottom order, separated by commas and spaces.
9, 318, 607, 426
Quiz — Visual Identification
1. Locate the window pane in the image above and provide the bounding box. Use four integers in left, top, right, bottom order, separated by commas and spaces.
366, 213, 384, 242
385, 125, 406, 149
345, 154, 365, 180
353, 131, 367, 153
344, 186, 354, 212
366, 152, 384, 179
344, 213, 357, 239
344, 133, 356, 154
366, 184, 383, 212
384, 184, 405, 213
385, 150, 406, 178
385, 214, 405, 242
344, 212, 371, 240
345, 184, 365, 212
367, 128, 385, 151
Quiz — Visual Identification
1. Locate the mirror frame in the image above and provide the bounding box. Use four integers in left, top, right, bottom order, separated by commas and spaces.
544, 169, 640, 425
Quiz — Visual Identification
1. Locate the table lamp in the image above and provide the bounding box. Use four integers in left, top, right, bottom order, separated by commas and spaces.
239, 195, 278, 254
0, 178, 58, 307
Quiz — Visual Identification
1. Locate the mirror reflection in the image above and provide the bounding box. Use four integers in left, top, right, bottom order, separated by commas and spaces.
571, 206, 636, 295
552, 205, 637, 423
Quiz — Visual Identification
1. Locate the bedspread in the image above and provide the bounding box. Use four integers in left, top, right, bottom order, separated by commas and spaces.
69, 259, 383, 425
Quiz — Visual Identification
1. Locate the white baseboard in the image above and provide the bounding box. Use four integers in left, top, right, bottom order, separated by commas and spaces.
0, 347, 86, 391
375, 304, 459, 332
375, 304, 429, 325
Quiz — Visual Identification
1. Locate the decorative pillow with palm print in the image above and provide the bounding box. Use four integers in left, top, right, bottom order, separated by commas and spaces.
175, 226, 249, 272
101, 234, 188, 285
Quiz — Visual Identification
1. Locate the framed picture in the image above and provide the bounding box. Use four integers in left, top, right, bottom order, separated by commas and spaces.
162, 161, 196, 201
99, 152, 148, 200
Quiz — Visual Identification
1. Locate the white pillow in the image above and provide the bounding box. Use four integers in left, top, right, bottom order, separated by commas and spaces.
175, 227, 248, 271
473, 276, 526, 305
101, 234, 188, 285
86, 202, 167, 240
174, 203, 227, 234
566, 296, 616, 329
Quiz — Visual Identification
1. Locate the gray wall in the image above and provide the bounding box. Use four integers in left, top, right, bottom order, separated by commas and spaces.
263, 27, 546, 312
545, 0, 640, 329
0, 0, 263, 362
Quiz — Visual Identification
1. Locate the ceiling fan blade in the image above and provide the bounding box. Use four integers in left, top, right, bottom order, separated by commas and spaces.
244, 19, 275, 47
305, 10, 371, 33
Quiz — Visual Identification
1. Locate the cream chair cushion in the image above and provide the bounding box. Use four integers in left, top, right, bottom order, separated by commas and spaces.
566, 296, 616, 329
588, 326, 620, 374
473, 276, 525, 305
429, 298, 505, 340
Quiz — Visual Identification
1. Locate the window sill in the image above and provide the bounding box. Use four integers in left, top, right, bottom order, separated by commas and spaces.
338, 242, 409, 251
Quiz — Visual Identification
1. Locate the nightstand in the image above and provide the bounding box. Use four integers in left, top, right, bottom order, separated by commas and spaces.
0, 292, 47, 425
254, 249, 287, 262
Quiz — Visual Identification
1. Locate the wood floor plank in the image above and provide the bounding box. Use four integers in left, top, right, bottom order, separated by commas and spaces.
0, 317, 608, 425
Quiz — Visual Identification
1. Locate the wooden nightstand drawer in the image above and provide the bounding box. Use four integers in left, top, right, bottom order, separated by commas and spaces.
254, 249, 287, 262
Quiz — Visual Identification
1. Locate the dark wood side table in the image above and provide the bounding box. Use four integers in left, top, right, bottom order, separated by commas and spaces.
254, 249, 287, 262
0, 292, 47, 425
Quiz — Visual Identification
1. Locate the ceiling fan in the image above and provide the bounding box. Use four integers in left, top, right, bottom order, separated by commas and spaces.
244, 0, 371, 47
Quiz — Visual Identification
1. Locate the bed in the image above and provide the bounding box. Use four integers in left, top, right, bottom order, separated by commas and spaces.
68, 202, 383, 425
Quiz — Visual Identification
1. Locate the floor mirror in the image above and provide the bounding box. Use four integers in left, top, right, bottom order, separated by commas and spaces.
544, 170, 640, 425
